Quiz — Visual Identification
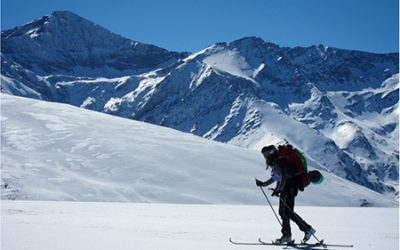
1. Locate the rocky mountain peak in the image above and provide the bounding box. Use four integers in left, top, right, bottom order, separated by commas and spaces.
1, 11, 187, 77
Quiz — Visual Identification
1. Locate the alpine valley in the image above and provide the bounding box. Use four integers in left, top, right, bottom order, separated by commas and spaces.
1, 11, 399, 201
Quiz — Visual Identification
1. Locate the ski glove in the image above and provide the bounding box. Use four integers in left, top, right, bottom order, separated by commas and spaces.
255, 179, 264, 187
271, 189, 280, 197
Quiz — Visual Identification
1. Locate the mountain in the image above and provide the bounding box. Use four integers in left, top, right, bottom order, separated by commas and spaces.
2, 93, 396, 207
1, 11, 188, 78
1, 11, 398, 200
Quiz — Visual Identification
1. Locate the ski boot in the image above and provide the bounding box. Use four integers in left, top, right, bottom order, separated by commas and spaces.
274, 234, 293, 244
302, 228, 316, 243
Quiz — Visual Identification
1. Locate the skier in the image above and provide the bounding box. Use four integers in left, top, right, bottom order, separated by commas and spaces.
256, 145, 316, 244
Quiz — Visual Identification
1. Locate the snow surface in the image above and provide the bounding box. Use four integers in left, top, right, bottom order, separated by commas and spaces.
1, 90, 399, 250
1, 200, 399, 250
203, 47, 256, 82
1, 93, 396, 207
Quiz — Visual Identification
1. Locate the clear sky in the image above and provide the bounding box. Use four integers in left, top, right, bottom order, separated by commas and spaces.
1, 0, 398, 53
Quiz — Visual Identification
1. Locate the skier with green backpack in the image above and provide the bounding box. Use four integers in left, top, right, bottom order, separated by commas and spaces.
256, 144, 323, 244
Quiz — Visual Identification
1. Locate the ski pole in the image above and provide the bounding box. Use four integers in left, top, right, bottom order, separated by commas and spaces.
259, 186, 282, 227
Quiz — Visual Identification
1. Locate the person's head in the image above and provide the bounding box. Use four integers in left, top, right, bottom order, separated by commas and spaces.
261, 145, 277, 166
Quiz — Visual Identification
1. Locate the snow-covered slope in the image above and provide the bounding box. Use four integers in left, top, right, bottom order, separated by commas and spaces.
1, 94, 396, 207
1, 11, 398, 199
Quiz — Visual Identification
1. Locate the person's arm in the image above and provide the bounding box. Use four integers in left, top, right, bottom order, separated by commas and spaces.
255, 177, 275, 187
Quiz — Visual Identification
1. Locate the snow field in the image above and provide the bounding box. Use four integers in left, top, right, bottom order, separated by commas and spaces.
1, 200, 398, 250
1, 94, 398, 250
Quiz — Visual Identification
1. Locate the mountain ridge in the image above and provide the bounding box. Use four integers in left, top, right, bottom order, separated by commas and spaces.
1, 11, 189, 77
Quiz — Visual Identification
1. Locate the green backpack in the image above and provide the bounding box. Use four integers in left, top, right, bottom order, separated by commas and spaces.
295, 148, 324, 185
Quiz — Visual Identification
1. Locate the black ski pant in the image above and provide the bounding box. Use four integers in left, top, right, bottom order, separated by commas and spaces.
278, 185, 310, 236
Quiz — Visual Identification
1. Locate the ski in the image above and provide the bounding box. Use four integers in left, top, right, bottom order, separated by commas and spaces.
258, 238, 354, 248
257, 238, 303, 247
228, 238, 264, 245
229, 238, 313, 247
259, 238, 325, 248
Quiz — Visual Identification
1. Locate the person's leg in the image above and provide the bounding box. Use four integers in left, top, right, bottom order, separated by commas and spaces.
283, 186, 315, 243
285, 186, 311, 232
278, 191, 291, 237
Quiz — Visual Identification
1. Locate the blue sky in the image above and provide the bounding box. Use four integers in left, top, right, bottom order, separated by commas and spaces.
1, 0, 398, 53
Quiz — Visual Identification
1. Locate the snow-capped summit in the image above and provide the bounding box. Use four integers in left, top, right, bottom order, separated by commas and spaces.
1, 11, 188, 77
1, 12, 398, 200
